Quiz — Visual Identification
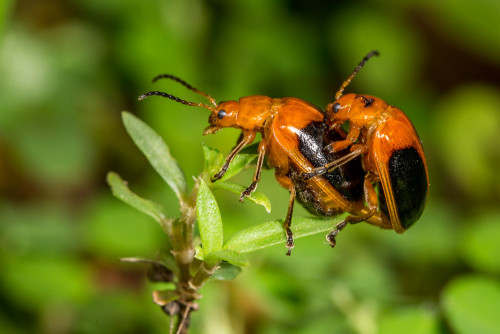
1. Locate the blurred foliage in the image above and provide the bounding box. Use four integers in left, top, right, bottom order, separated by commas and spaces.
1, 0, 500, 333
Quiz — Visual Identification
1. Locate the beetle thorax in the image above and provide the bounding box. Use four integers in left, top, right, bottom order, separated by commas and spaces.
236, 95, 274, 131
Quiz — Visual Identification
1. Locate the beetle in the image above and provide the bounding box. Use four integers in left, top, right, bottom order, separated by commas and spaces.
302, 51, 429, 244
138, 74, 386, 254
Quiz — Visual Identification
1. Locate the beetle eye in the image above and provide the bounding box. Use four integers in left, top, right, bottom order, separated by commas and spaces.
332, 103, 341, 113
217, 109, 226, 119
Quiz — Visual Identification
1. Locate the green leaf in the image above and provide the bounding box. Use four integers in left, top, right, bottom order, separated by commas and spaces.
203, 144, 224, 175
122, 112, 188, 202
120, 252, 180, 278
378, 307, 440, 334
202, 144, 269, 212
194, 246, 205, 261
157, 250, 180, 277
215, 181, 271, 213
433, 85, 500, 199
2, 257, 93, 308
106, 172, 167, 225
460, 213, 500, 275
152, 289, 179, 306
441, 275, 500, 334
208, 249, 249, 266
0, 1, 14, 37
202, 144, 258, 182
212, 262, 242, 281
223, 217, 342, 253
196, 179, 223, 258
85, 198, 164, 257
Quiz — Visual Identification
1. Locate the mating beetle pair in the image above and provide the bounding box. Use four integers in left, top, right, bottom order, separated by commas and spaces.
139, 51, 429, 255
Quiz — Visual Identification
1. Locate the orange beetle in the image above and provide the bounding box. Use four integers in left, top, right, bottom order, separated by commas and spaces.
303, 51, 429, 245
138, 75, 386, 254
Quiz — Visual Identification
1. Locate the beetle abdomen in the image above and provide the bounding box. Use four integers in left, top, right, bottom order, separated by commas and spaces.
290, 165, 343, 217
296, 122, 364, 201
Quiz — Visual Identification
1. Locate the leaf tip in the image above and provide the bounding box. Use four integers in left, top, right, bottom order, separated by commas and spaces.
106, 171, 120, 186
264, 203, 271, 213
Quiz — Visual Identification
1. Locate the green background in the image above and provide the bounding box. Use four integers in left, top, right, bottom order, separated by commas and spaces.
1, 0, 500, 333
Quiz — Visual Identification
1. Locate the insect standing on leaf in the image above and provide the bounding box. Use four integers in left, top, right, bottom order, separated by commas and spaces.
302, 51, 430, 246
138, 74, 385, 255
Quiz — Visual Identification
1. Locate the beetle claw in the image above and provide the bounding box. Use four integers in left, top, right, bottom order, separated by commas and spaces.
211, 164, 230, 182
211, 173, 222, 182
240, 181, 257, 202
327, 220, 348, 248
326, 232, 337, 248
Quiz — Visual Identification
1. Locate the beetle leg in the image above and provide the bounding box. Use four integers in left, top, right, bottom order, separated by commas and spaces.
300, 144, 367, 180
362, 173, 394, 230
275, 173, 296, 256
232, 132, 244, 150
325, 139, 351, 154
326, 172, 378, 247
331, 125, 348, 138
354, 173, 392, 230
211, 131, 256, 182
240, 140, 267, 201
324, 126, 361, 153
364, 211, 392, 229
361, 172, 379, 217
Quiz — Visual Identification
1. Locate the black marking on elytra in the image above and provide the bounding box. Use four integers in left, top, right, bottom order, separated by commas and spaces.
296, 122, 364, 202
379, 147, 428, 229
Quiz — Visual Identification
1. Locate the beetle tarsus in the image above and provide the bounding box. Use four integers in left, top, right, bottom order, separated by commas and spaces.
326, 220, 348, 248
211, 165, 229, 182
239, 181, 258, 202
300, 166, 327, 180
326, 233, 337, 248
298, 172, 313, 181
324, 143, 334, 154
299, 166, 328, 181
285, 228, 294, 256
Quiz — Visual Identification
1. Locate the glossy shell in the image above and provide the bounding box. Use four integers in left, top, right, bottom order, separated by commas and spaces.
368, 107, 429, 232
264, 98, 365, 215
378, 147, 428, 229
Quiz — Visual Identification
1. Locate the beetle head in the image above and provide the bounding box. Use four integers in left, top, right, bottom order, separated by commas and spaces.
326, 93, 356, 125
204, 100, 239, 135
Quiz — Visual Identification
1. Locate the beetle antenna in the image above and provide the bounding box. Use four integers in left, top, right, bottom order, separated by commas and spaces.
138, 91, 216, 112
151, 74, 218, 108
335, 50, 379, 101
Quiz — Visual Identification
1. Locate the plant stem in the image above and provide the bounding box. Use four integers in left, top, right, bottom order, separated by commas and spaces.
191, 262, 219, 289
168, 177, 217, 333
171, 218, 193, 284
